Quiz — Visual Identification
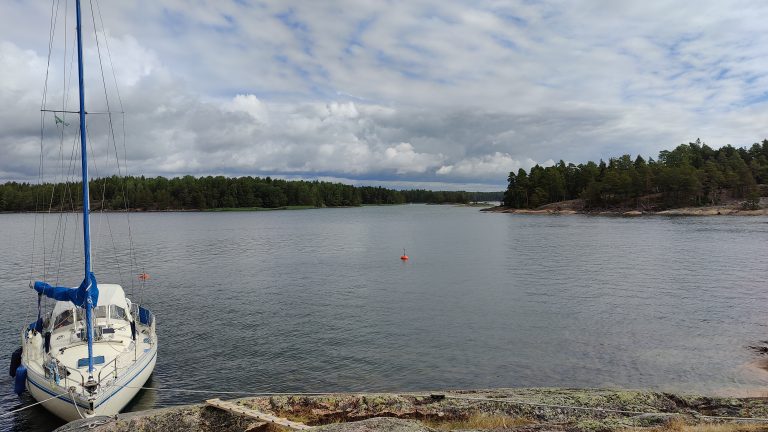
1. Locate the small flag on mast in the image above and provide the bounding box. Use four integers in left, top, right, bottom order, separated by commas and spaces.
54, 115, 70, 126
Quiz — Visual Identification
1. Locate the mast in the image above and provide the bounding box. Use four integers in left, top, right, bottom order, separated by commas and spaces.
75, 0, 95, 378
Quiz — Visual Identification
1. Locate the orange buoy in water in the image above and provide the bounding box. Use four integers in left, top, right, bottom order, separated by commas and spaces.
138, 273, 150, 281
400, 248, 409, 261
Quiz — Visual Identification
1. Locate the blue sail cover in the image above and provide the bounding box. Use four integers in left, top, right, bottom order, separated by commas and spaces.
33, 272, 99, 308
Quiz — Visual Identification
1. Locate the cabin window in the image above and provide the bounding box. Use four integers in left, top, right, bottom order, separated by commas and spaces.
53, 310, 74, 329
94, 305, 108, 319
110, 305, 128, 322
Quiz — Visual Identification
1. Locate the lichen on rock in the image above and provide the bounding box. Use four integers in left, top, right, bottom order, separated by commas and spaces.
55, 388, 768, 432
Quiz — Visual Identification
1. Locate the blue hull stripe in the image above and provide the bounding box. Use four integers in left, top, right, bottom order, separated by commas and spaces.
26, 349, 156, 411
26, 377, 91, 409
97, 350, 157, 407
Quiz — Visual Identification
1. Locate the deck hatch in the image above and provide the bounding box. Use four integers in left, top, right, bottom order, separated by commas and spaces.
77, 355, 105, 368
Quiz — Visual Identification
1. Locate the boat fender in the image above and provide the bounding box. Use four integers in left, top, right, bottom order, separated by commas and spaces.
130, 320, 137, 341
9, 347, 22, 377
14, 366, 27, 395
44, 332, 51, 353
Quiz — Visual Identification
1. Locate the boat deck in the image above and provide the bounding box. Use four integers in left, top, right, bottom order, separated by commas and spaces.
27, 317, 154, 390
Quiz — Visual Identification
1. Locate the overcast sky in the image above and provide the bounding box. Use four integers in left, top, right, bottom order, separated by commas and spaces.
1, 1, 767, 191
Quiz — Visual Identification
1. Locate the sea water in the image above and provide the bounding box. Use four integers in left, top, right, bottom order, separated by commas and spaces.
1, 205, 768, 431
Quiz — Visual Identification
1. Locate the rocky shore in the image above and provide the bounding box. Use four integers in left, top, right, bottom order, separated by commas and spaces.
55, 388, 768, 432
482, 198, 768, 216
483, 206, 768, 216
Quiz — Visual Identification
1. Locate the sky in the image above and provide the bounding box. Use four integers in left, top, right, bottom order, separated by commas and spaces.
1, 1, 767, 191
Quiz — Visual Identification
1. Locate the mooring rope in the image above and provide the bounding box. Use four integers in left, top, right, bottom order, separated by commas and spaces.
123, 385, 338, 396
69, 387, 86, 420
0, 393, 67, 418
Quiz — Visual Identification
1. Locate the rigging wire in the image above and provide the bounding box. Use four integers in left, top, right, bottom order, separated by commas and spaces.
54, 130, 82, 286
29, 0, 138, 298
28, 0, 62, 331
51, 5, 80, 290
37, 0, 61, 280
44, 0, 67, 278
84, 122, 126, 287
50, 117, 80, 297
93, 0, 141, 300
42, 0, 65, 284
88, 0, 131, 289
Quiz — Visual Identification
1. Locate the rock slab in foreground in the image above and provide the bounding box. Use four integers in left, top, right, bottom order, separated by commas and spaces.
55, 388, 768, 432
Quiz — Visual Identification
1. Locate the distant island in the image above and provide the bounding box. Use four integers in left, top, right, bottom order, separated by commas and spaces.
487, 139, 768, 215
0, 176, 503, 212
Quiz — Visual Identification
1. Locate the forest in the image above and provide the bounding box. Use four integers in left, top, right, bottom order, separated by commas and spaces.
0, 175, 502, 212
503, 139, 768, 210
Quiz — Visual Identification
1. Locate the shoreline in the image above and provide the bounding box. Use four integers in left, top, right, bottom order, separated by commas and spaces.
482, 205, 768, 216
58, 387, 768, 432
0, 203, 492, 215
0, 206, 360, 214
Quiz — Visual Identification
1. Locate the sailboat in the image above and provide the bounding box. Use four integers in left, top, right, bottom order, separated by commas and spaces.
9, 0, 157, 422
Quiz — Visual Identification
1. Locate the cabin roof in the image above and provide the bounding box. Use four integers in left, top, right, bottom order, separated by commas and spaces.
50, 283, 130, 317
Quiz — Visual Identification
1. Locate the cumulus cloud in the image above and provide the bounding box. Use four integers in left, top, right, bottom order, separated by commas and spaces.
379, 143, 444, 174
228, 94, 269, 123
437, 153, 537, 180
2, 1, 768, 190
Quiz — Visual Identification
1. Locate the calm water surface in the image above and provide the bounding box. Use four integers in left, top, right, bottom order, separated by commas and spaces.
2, 205, 768, 431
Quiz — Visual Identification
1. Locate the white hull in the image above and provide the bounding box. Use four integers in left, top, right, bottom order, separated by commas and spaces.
19, 284, 158, 422
25, 346, 156, 422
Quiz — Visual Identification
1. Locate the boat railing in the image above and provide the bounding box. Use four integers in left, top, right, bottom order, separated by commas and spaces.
52, 338, 150, 397
97, 357, 120, 385
56, 362, 86, 391
96, 337, 154, 389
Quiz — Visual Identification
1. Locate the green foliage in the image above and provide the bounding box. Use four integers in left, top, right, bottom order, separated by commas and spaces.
742, 191, 761, 210
0, 175, 484, 212
503, 139, 768, 209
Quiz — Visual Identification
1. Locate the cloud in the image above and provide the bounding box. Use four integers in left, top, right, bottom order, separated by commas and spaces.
380, 142, 444, 174
436, 153, 538, 180
2, 1, 768, 190
228, 94, 269, 123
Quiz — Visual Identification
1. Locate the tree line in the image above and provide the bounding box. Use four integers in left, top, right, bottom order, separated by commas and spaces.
503, 139, 768, 210
0, 175, 501, 212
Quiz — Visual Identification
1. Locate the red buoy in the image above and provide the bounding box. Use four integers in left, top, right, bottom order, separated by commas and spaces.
138, 273, 150, 281
400, 248, 409, 261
